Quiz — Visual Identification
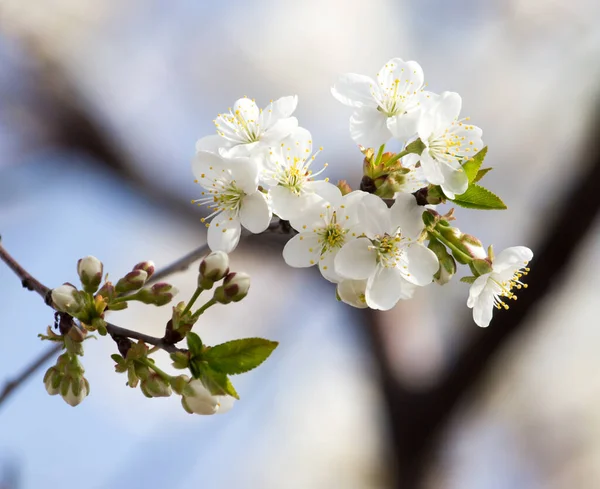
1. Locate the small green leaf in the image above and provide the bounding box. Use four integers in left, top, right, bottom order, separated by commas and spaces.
404, 138, 426, 155
197, 365, 239, 399
473, 167, 492, 183
451, 184, 507, 210
205, 338, 278, 375
460, 276, 477, 284
186, 332, 203, 356
462, 147, 488, 183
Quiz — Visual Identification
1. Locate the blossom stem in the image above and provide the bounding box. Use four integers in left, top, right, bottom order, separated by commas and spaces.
428, 230, 473, 265
140, 357, 172, 384
193, 298, 217, 318
385, 138, 426, 167
182, 287, 204, 316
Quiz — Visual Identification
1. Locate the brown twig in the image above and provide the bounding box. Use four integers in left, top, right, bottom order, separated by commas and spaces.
0, 238, 51, 303
0, 343, 62, 409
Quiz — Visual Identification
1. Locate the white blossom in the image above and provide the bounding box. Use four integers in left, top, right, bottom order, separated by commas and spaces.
467, 246, 533, 327
261, 127, 337, 220
192, 151, 271, 252
283, 188, 366, 282
334, 193, 438, 310
196, 96, 298, 157
417, 91, 484, 198
331, 58, 427, 149
392, 153, 428, 195
182, 379, 234, 415
336, 279, 369, 309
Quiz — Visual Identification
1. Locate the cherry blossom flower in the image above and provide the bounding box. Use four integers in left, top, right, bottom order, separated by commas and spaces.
282, 188, 366, 282
467, 246, 533, 327
261, 127, 337, 220
331, 58, 427, 149
192, 151, 271, 252
334, 193, 438, 310
182, 379, 234, 415
336, 279, 369, 309
417, 91, 484, 198
196, 96, 298, 157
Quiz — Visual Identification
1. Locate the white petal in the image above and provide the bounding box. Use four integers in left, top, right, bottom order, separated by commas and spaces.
331, 73, 378, 108
350, 107, 392, 149
432, 92, 462, 132
439, 163, 469, 197
319, 250, 342, 283
403, 244, 439, 286
220, 141, 259, 158
493, 246, 533, 273
337, 279, 368, 309
334, 238, 376, 280
261, 117, 299, 145
227, 157, 260, 193
356, 193, 391, 237
195, 135, 227, 154
390, 193, 424, 240
269, 186, 315, 221
467, 274, 490, 307
387, 109, 421, 140
281, 127, 313, 159
377, 58, 424, 93
216, 395, 235, 414
304, 180, 342, 206
240, 192, 272, 233
192, 151, 225, 181
270, 95, 298, 119
419, 150, 444, 185
207, 213, 242, 253
365, 265, 405, 311
472, 289, 495, 327
282, 234, 320, 268
233, 97, 260, 122
288, 199, 328, 233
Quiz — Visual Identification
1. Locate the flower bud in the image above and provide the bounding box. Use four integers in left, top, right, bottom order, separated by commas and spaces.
51, 283, 84, 315
181, 379, 233, 415
136, 283, 178, 306
132, 260, 155, 278
96, 281, 115, 302
428, 239, 456, 285
115, 270, 148, 294
198, 251, 230, 288
461, 234, 486, 260
60, 376, 90, 407
77, 256, 103, 293
43, 367, 62, 396
213, 272, 250, 304
140, 373, 172, 398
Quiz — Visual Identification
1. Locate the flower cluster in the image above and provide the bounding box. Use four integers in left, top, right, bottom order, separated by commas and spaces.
193, 57, 534, 328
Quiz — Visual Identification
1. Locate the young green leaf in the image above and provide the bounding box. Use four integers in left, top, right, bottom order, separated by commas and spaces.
197, 364, 239, 399
461, 147, 488, 183
460, 276, 477, 284
186, 332, 203, 356
473, 167, 492, 183
205, 338, 279, 375
451, 184, 507, 210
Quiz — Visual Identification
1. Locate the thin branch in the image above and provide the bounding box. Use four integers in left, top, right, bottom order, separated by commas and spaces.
0, 343, 62, 409
105, 322, 183, 354
0, 239, 51, 303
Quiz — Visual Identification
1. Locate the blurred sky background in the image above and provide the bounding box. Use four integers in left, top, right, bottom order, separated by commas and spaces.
0, 0, 600, 488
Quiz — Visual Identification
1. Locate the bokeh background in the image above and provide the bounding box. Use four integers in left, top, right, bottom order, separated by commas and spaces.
1, 1, 600, 488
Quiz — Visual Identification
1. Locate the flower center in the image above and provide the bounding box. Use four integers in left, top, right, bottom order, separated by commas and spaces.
490, 267, 530, 310
317, 214, 348, 253
370, 234, 403, 268
377, 78, 408, 117
192, 177, 246, 225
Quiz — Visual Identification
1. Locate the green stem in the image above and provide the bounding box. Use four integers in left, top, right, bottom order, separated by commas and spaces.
140, 358, 172, 383
429, 230, 473, 265
182, 287, 203, 316
111, 294, 142, 304
384, 149, 410, 167
193, 298, 217, 318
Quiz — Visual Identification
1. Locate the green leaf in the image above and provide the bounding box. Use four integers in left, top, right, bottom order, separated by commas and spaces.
462, 147, 488, 183
460, 276, 477, 284
204, 338, 279, 375
196, 364, 239, 399
473, 167, 492, 183
186, 332, 203, 356
451, 184, 507, 210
